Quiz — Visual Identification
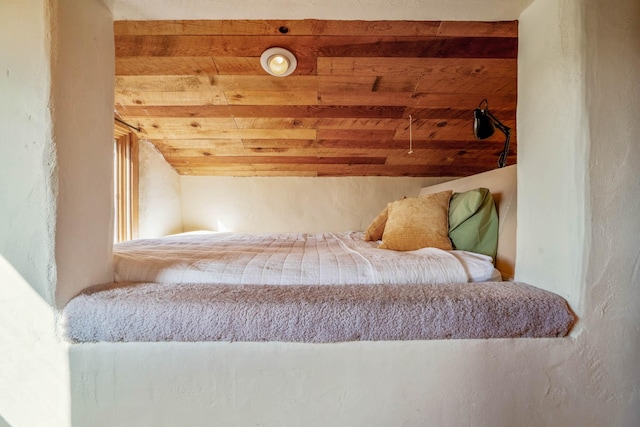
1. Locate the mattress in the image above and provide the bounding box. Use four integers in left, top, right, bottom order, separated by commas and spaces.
113, 231, 500, 286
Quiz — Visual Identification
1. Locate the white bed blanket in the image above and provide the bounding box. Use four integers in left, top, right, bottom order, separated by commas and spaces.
114, 231, 497, 286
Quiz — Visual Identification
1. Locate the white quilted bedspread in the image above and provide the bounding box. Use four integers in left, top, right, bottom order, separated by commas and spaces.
113, 231, 496, 286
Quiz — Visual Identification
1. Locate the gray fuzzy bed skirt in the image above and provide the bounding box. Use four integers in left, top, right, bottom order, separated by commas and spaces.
62, 281, 575, 343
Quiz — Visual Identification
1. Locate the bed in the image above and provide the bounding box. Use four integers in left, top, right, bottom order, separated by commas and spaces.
62, 166, 575, 342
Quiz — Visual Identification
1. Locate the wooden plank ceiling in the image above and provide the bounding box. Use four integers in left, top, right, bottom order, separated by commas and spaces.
114, 20, 517, 177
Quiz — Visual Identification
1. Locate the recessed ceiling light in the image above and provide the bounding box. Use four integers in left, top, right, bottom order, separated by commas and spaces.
260, 47, 297, 77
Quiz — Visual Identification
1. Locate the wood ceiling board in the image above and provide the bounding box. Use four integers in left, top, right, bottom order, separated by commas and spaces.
384, 151, 505, 166
114, 19, 518, 177
115, 57, 218, 75
414, 76, 517, 95
152, 138, 245, 146
161, 146, 488, 160
315, 139, 501, 150
149, 135, 517, 150
171, 164, 327, 173
211, 57, 266, 75
239, 139, 318, 149
141, 127, 318, 140
166, 156, 388, 166
117, 74, 375, 93
115, 20, 438, 37
315, 129, 397, 141
134, 117, 237, 130
317, 76, 379, 92
232, 118, 320, 129
315, 118, 401, 130
315, 92, 516, 109
159, 146, 319, 157
368, 75, 423, 93
315, 37, 517, 59
313, 164, 493, 177
118, 105, 407, 119
312, 121, 481, 143
167, 156, 322, 165
436, 21, 518, 37
317, 92, 415, 107
177, 169, 321, 177
173, 164, 495, 177
314, 148, 458, 157
224, 90, 318, 106
213, 75, 326, 91
115, 74, 514, 98
115, 90, 227, 106
316, 58, 517, 78
115, 75, 216, 91
114, 20, 517, 38
115, 34, 516, 59
152, 139, 371, 158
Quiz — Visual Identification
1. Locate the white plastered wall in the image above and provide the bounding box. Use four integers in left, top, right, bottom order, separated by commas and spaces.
1, 0, 114, 426
1, 0, 639, 425
0, 0, 57, 305
180, 176, 450, 233
69, 1, 640, 426
515, 0, 588, 310
1, 1, 70, 426
53, 0, 115, 306
138, 139, 183, 238
104, 0, 535, 21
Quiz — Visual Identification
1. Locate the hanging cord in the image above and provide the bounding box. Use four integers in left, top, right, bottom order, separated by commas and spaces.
115, 116, 141, 133
408, 114, 413, 154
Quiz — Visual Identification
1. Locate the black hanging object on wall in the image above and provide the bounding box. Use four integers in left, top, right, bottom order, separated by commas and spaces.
473, 99, 511, 168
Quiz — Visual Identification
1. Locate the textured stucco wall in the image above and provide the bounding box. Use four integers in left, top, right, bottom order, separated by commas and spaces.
515, 0, 588, 310
0, 0, 57, 304
53, 0, 115, 306
0, 1, 70, 426
517, 0, 640, 424
69, 1, 640, 426
104, 0, 535, 21
2, 0, 639, 425
180, 176, 450, 233
581, 0, 640, 425
138, 140, 183, 238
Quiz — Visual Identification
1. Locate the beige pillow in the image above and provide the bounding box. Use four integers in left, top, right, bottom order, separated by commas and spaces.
378, 190, 453, 251
364, 206, 388, 241
364, 196, 407, 241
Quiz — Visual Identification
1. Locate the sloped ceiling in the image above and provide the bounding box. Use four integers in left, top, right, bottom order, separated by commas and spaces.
115, 19, 517, 177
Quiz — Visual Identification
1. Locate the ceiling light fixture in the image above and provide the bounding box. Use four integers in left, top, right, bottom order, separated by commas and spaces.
473, 99, 512, 168
260, 47, 297, 77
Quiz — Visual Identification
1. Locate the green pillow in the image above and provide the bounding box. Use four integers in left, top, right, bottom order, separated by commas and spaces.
448, 188, 498, 262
